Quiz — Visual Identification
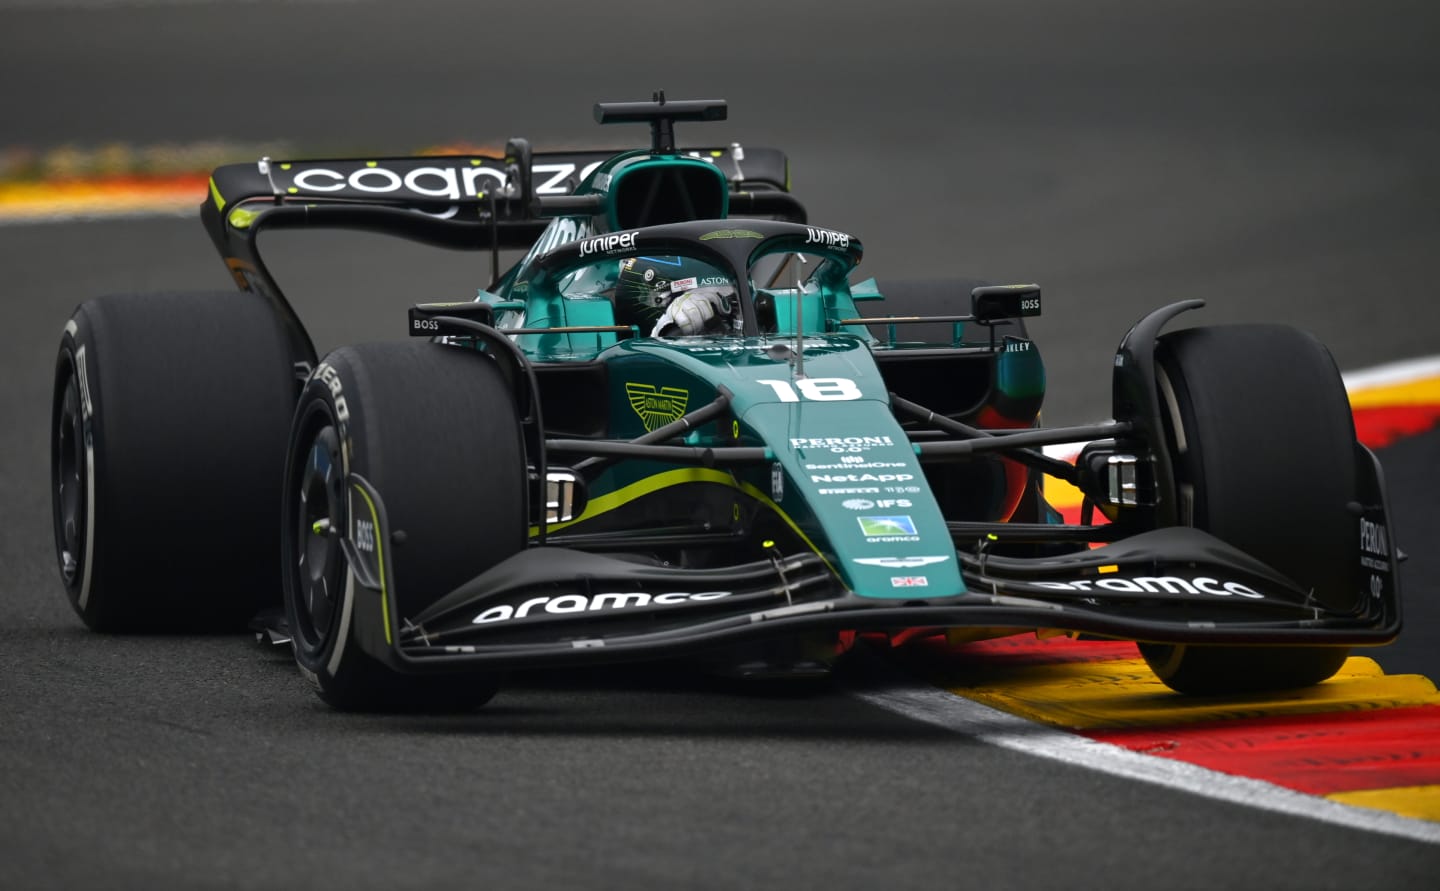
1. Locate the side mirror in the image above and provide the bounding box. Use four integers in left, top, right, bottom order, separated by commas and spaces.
971, 284, 1041, 322
503, 137, 536, 217
849, 276, 884, 302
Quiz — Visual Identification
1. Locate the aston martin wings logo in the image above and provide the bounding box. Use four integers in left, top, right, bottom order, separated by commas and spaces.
626, 382, 689, 432
853, 556, 951, 568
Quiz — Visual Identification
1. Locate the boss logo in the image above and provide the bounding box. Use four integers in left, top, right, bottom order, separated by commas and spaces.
355, 519, 375, 552
412, 318, 439, 331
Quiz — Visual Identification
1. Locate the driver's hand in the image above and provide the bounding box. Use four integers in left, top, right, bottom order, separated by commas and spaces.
651, 287, 733, 336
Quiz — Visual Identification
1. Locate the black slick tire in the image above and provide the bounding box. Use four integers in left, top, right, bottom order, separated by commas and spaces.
1139, 324, 1355, 694
51, 293, 298, 631
282, 340, 525, 712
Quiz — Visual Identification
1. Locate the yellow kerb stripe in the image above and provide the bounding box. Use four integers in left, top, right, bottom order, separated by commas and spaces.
1325, 785, 1440, 821
946, 657, 1440, 731
1346, 377, 1440, 408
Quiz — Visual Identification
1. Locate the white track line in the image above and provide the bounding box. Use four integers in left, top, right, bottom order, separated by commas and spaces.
1343, 356, 1440, 390
1003, 362, 1440, 840
850, 676, 1440, 844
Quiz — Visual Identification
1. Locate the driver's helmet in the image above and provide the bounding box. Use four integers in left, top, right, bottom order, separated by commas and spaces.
614, 256, 738, 334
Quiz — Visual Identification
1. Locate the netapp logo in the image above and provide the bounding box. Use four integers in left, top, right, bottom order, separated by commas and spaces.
473, 590, 731, 624
1032, 576, 1263, 599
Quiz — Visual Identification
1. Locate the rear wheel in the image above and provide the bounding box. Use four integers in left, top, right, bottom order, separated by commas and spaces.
51, 293, 298, 630
1139, 324, 1356, 694
282, 341, 526, 711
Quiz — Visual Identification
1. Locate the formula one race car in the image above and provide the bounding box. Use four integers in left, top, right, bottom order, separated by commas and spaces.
51, 96, 1403, 710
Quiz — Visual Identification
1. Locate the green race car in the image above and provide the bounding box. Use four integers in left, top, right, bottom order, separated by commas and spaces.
51, 97, 1402, 710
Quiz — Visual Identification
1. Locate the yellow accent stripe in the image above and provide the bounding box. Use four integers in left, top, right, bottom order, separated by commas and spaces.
530, 467, 727, 534
530, 467, 834, 575
350, 483, 392, 646
227, 206, 260, 229
732, 477, 837, 577
944, 657, 1440, 731
208, 176, 225, 211
1326, 785, 1440, 821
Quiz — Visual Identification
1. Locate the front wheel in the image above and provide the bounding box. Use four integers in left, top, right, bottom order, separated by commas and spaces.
282, 340, 526, 711
1139, 324, 1356, 695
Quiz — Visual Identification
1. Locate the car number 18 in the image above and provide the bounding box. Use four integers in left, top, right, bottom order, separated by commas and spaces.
756, 378, 862, 402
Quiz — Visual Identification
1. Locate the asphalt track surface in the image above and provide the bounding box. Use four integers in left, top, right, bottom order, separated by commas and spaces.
2, 1, 1438, 887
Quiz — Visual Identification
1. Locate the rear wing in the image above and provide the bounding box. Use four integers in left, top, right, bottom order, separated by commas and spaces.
202, 143, 792, 252
201, 141, 797, 366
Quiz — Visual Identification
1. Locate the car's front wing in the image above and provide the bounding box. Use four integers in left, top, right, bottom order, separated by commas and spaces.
339, 476, 1401, 675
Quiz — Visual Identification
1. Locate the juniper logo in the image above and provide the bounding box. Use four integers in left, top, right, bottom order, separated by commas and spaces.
804, 227, 850, 248
857, 516, 916, 537
578, 231, 637, 257
625, 382, 689, 432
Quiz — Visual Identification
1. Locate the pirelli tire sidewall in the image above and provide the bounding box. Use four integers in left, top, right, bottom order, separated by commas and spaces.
282, 341, 526, 711
52, 293, 298, 631
1141, 323, 1356, 694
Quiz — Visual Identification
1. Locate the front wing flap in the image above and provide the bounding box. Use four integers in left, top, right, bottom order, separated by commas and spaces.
343, 478, 1400, 674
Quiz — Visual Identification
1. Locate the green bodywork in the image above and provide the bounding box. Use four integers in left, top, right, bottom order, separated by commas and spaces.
203, 141, 1045, 607
467, 152, 1045, 601
591, 335, 968, 598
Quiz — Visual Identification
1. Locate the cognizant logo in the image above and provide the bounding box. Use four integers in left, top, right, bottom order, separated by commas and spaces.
292, 165, 508, 200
